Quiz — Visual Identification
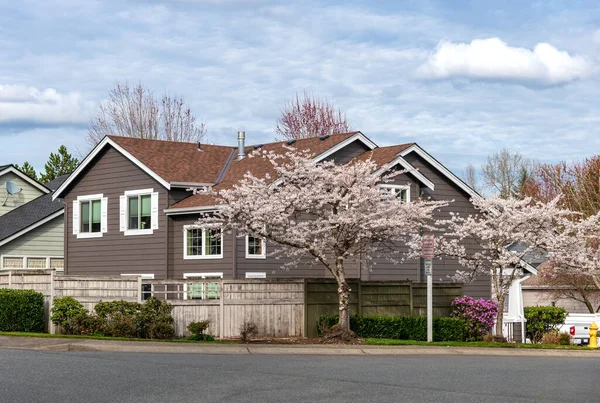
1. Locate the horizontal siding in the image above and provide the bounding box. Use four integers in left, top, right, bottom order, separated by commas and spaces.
64, 146, 168, 278
0, 172, 45, 216
523, 289, 592, 313
403, 152, 491, 299
0, 215, 64, 257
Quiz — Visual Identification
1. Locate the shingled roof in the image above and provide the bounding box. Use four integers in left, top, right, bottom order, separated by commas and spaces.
168, 132, 361, 210
0, 174, 68, 245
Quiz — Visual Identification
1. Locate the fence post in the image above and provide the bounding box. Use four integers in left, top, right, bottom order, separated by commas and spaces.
219, 279, 225, 339
303, 279, 308, 338
137, 276, 143, 303
409, 282, 414, 316
357, 279, 362, 316
49, 270, 55, 334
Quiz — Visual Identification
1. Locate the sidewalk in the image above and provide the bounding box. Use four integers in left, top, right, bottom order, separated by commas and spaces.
2, 335, 600, 357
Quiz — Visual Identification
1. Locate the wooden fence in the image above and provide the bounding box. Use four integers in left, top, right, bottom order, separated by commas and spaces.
304, 279, 463, 337
0, 270, 463, 339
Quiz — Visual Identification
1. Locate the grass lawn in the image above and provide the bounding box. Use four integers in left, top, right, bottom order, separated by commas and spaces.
0, 331, 232, 344
365, 338, 593, 350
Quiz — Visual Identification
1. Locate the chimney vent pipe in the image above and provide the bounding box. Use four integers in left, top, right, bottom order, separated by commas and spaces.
237, 131, 246, 160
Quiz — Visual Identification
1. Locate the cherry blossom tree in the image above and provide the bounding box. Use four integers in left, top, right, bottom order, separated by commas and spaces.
196, 148, 448, 336
537, 262, 600, 313
433, 196, 573, 336
548, 212, 600, 294
275, 92, 352, 141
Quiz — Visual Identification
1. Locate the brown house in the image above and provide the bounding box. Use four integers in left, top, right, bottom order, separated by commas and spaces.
53, 131, 490, 299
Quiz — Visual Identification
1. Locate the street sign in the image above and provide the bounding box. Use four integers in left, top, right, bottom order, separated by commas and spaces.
422, 233, 435, 259
424, 259, 432, 276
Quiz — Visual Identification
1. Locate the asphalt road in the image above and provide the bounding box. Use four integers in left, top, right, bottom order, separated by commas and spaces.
1, 348, 598, 403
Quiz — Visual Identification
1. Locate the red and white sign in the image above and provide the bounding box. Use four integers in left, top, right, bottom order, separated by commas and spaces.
421, 233, 435, 259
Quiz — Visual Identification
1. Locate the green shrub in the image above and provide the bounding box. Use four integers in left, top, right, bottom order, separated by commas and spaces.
559, 332, 572, 346
51, 296, 89, 334
189, 333, 215, 342
149, 322, 175, 339
318, 315, 466, 342
188, 320, 211, 336
94, 300, 140, 338
135, 297, 174, 339
524, 306, 568, 344
0, 289, 45, 332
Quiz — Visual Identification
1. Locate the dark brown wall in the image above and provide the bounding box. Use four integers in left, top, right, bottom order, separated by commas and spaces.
324, 140, 371, 164
403, 152, 491, 299
64, 146, 169, 277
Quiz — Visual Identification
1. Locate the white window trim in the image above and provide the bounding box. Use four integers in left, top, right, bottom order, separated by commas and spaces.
1, 255, 64, 271
379, 184, 411, 202
183, 226, 224, 259
245, 272, 267, 279
75, 194, 106, 239
123, 189, 156, 236
245, 235, 266, 259
183, 272, 223, 300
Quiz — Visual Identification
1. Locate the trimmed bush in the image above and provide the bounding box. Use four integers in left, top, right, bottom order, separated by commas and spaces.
135, 297, 175, 339
524, 306, 567, 344
318, 315, 466, 342
51, 296, 91, 335
0, 289, 45, 332
450, 296, 497, 341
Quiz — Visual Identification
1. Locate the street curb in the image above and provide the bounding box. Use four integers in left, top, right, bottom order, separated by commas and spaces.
3, 336, 600, 357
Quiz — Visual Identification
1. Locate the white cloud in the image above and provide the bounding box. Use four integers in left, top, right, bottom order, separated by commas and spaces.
417, 38, 592, 85
0, 84, 95, 125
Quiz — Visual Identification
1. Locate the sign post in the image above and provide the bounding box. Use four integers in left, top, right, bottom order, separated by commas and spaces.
421, 233, 435, 343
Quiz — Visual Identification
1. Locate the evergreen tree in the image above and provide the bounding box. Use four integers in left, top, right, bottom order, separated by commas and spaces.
14, 162, 38, 181
39, 145, 79, 183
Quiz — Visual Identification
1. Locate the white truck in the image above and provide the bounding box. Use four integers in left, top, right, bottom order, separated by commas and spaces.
558, 313, 600, 345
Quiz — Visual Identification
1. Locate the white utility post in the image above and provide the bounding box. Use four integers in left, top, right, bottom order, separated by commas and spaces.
422, 233, 435, 342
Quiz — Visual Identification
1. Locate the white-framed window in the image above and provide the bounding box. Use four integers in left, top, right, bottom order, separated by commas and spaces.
245, 272, 266, 279
73, 194, 108, 238
120, 189, 159, 236
183, 272, 223, 300
121, 273, 155, 300
183, 226, 223, 259
1, 256, 64, 271
379, 184, 410, 203
246, 235, 266, 259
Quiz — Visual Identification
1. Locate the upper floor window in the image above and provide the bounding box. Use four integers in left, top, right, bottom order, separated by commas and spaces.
246, 235, 266, 259
183, 226, 223, 259
73, 194, 107, 238
120, 189, 159, 236
379, 184, 410, 203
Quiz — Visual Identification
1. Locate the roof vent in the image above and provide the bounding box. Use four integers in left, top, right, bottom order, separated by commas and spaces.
319, 134, 331, 140
253, 144, 264, 150
237, 131, 246, 160
197, 142, 204, 152
286, 139, 296, 145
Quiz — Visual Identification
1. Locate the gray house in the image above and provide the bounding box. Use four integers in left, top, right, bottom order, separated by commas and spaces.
0, 165, 66, 271
52, 132, 490, 299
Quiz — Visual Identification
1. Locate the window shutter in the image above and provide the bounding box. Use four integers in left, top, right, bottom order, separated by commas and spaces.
119, 195, 127, 232
72, 200, 80, 235
151, 192, 159, 230
101, 197, 108, 233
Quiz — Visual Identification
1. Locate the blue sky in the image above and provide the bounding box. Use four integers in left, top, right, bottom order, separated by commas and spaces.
1, 0, 599, 175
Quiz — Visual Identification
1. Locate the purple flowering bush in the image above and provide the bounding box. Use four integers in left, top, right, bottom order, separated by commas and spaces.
450, 296, 498, 341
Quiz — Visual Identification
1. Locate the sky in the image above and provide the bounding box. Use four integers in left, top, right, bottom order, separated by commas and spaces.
1, 0, 599, 176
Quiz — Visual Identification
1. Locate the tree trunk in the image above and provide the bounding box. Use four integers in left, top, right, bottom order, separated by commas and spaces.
335, 258, 352, 335
495, 294, 505, 337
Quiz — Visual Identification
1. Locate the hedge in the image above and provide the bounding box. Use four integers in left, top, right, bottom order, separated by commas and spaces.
0, 289, 45, 332
318, 315, 466, 342
524, 306, 568, 344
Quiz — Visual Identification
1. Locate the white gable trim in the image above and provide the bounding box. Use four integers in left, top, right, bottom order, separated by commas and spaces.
0, 166, 50, 194
313, 132, 377, 162
373, 156, 435, 191
52, 137, 171, 201
399, 144, 478, 198
0, 209, 64, 247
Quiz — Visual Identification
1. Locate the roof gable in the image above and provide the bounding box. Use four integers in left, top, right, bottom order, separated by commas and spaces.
0, 165, 50, 194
